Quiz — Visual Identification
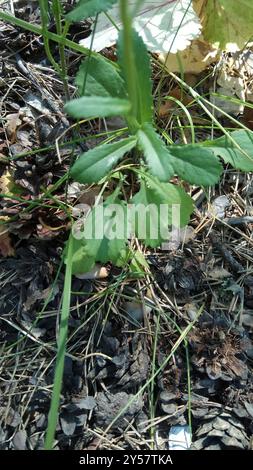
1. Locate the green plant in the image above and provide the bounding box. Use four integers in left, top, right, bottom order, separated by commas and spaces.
39, 0, 70, 99
37, 0, 253, 449
44, 236, 73, 450
64, 0, 253, 274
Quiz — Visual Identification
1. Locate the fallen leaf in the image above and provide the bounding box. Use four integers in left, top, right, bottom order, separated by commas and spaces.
0, 170, 14, 194
16, 130, 32, 148
5, 112, 22, 141
158, 86, 193, 118
79, 0, 201, 53
124, 301, 144, 325
207, 267, 232, 280
210, 70, 246, 116
23, 286, 53, 310
241, 107, 253, 131
209, 195, 230, 219
195, 0, 253, 51
162, 225, 195, 251
0, 141, 8, 161
74, 264, 109, 279
13, 430, 27, 450
160, 35, 219, 74
242, 314, 253, 328
0, 218, 15, 257
184, 303, 199, 321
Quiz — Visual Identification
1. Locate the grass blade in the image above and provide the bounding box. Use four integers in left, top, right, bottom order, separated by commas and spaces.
44, 236, 73, 450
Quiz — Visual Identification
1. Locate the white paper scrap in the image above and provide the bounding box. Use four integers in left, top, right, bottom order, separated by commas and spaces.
168, 425, 191, 450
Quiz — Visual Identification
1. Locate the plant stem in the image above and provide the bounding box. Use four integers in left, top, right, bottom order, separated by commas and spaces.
150, 310, 161, 449
52, 0, 70, 99
0, 11, 91, 55
185, 342, 192, 439
44, 235, 73, 450
39, 0, 62, 76
119, 0, 138, 120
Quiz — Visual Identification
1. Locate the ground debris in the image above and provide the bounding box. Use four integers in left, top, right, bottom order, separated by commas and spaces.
1, 8, 253, 451
93, 391, 143, 431
191, 410, 249, 450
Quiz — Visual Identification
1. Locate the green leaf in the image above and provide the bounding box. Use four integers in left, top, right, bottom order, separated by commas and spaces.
129, 249, 149, 278
76, 55, 127, 98
70, 235, 95, 274
64, 96, 131, 118
137, 123, 174, 181
198, 0, 253, 50
117, 30, 153, 124
202, 130, 253, 171
169, 145, 223, 186
66, 0, 117, 22
137, 123, 222, 186
117, 247, 149, 278
70, 191, 129, 274
70, 136, 137, 183
131, 175, 194, 247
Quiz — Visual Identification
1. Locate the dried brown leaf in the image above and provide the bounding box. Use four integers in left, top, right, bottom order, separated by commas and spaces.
0, 218, 15, 257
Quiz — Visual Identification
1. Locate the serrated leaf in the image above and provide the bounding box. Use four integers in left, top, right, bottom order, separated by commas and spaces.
131, 175, 194, 247
195, 0, 253, 51
66, 0, 118, 22
64, 96, 131, 118
117, 30, 153, 123
169, 144, 223, 186
76, 56, 127, 98
138, 124, 222, 186
202, 130, 253, 171
137, 123, 174, 181
70, 192, 129, 273
79, 0, 201, 53
70, 136, 137, 183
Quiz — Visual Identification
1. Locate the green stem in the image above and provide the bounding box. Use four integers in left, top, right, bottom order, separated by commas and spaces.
0, 11, 92, 56
52, 0, 70, 99
119, 0, 138, 120
44, 235, 73, 450
39, 0, 62, 75
185, 342, 192, 439
150, 310, 161, 449
80, 14, 98, 96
